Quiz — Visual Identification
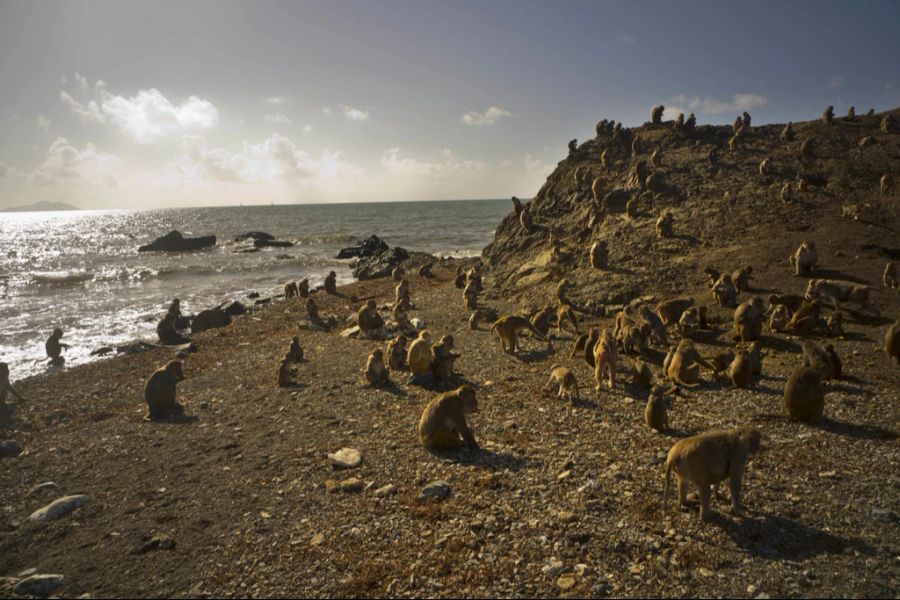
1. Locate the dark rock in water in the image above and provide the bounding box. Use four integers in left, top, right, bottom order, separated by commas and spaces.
191, 308, 231, 333
0, 440, 22, 459
337, 235, 390, 259
247, 292, 260, 299
116, 341, 156, 355
90, 347, 114, 356
221, 300, 247, 316
254, 239, 294, 248
254, 297, 271, 306
138, 230, 216, 252
234, 247, 260, 254
234, 231, 274, 242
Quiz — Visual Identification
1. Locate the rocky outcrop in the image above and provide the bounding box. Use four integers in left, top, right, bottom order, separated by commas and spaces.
254, 239, 294, 248
139, 231, 216, 252
234, 231, 274, 242
338, 235, 390, 259
338, 235, 432, 280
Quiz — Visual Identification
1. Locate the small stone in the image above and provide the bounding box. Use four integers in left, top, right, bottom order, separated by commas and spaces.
872, 508, 899, 523
419, 480, 451, 502
340, 477, 364, 493
136, 534, 176, 554
324, 479, 339, 493
374, 484, 396, 498
26, 482, 59, 497
12, 574, 64, 597
557, 470, 571, 481
310, 532, 325, 547
0, 440, 22, 459
557, 575, 576, 590
327, 448, 362, 469
29, 495, 90, 522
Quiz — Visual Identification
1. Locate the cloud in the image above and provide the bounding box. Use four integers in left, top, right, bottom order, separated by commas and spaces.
0, 162, 9, 178
669, 93, 767, 115
382, 147, 486, 178
617, 32, 637, 44
60, 90, 106, 123
829, 76, 845, 89
322, 106, 333, 116
460, 106, 513, 126
341, 105, 369, 121
264, 96, 286, 105
303, 124, 313, 133
75, 72, 89, 92
30, 137, 121, 187
36, 115, 51, 132
264, 112, 291, 124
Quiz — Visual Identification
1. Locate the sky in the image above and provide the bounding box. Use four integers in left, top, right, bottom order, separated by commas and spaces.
0, 0, 898, 209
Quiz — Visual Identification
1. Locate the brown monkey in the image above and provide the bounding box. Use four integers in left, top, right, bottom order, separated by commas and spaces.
417, 262, 434, 278
733, 297, 766, 342
557, 304, 579, 335
822, 105, 834, 125
678, 307, 700, 339
882, 173, 895, 196
511, 195, 523, 216
826, 311, 845, 338
621, 324, 650, 356
595, 119, 608, 138
645, 386, 669, 432
727, 350, 753, 388
800, 138, 815, 158
556, 279, 572, 306
781, 181, 793, 204
758, 158, 770, 176
733, 115, 743, 134
297, 278, 310, 298
633, 358, 653, 391
650, 148, 661, 168
703, 266, 721, 288
407, 330, 433, 376
45, 328, 69, 365
144, 360, 186, 420
845, 106, 856, 121
625, 196, 640, 219
666, 339, 713, 388
885, 319, 900, 363
732, 267, 753, 293
324, 271, 338, 295
430, 335, 460, 381
589, 240, 608, 269
664, 428, 762, 521
391, 266, 405, 282
768, 304, 790, 333
651, 105, 665, 125
787, 299, 823, 333
544, 365, 580, 402
0, 362, 26, 409
395, 279, 411, 309
568, 138, 577, 155
582, 328, 601, 368
600, 148, 609, 170
742, 111, 751, 130
824, 343, 842, 379
884, 262, 899, 289
305, 298, 328, 330
802, 341, 836, 380
705, 350, 735, 377
790, 241, 818, 276
570, 332, 589, 359
784, 366, 825, 422
684, 112, 696, 131
357, 299, 385, 337
418, 385, 479, 451
593, 329, 617, 390
157, 312, 190, 345
591, 177, 604, 205
364, 349, 389, 386
673, 112, 685, 131
491, 315, 549, 354
463, 281, 479, 310
780, 121, 794, 142
656, 297, 695, 327
656, 212, 674, 238
881, 114, 895, 134
805, 279, 871, 312
284, 281, 298, 299
530, 305, 554, 336
287, 336, 304, 362
712, 274, 738, 308
768, 293, 806, 313
748, 341, 763, 376
386, 334, 407, 370
276, 354, 295, 388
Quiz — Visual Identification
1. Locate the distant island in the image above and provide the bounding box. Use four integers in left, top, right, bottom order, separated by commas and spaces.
0, 201, 79, 213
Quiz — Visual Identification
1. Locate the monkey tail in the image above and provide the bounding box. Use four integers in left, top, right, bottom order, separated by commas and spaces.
672, 375, 701, 389
663, 458, 673, 512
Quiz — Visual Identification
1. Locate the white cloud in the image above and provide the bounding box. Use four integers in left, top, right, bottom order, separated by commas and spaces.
264, 96, 286, 105
36, 115, 51, 132
60, 90, 106, 123
75, 72, 89, 92
460, 106, 513, 126
0, 162, 10, 178
30, 137, 121, 188
322, 106, 333, 116
662, 106, 685, 120
341, 105, 369, 121
101, 88, 218, 143
670, 93, 767, 115
617, 33, 637, 44
264, 112, 291, 124
382, 147, 486, 178
829, 76, 845, 89
303, 124, 313, 133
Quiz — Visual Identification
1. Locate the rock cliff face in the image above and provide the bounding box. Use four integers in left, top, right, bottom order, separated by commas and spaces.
483, 109, 900, 312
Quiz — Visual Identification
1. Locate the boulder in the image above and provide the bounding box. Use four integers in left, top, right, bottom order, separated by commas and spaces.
353, 247, 419, 280
234, 231, 274, 242
253, 239, 294, 248
337, 235, 389, 259
12, 574, 64, 597
221, 300, 247, 316
138, 230, 216, 252
0, 440, 22, 459
29, 495, 90, 522
191, 308, 231, 333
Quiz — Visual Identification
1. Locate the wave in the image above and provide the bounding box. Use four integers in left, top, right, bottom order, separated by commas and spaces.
31, 271, 94, 286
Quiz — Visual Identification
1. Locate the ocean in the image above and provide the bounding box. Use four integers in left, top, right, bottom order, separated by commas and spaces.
0, 199, 509, 378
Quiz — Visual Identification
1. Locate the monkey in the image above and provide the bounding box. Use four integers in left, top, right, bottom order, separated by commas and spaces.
882, 173, 895, 196
590, 177, 603, 204
469, 307, 498, 332
557, 304, 579, 335
276, 353, 295, 388
703, 266, 721, 288
759, 158, 770, 176
768, 293, 806, 314
797, 178, 808, 194
392, 304, 416, 337
287, 336, 304, 362
418, 385, 479, 451
656, 297, 695, 327
357, 299, 385, 338
454, 269, 467, 289
284, 281, 298, 299
625, 196, 640, 219
167, 298, 190, 329
800, 138, 815, 158
633, 358, 653, 391
144, 360, 186, 420
612, 121, 624, 141
664, 427, 762, 521
0, 362, 26, 411
727, 134, 739, 151
790, 241, 818, 276
645, 386, 669, 432
157, 312, 190, 346
885, 319, 900, 363
712, 274, 738, 308
727, 350, 753, 388
846, 106, 856, 121
802, 341, 836, 381
630, 160, 650, 190
865, 108, 874, 117
600, 148, 609, 170
528, 306, 553, 336
673, 112, 684, 132
570, 332, 589, 359
430, 335, 460, 381
666, 339, 713, 388
386, 334, 407, 370
705, 350, 735, 378
45, 328, 69, 366
582, 328, 601, 368
747, 341, 763, 376
732, 266, 753, 293
589, 240, 608, 269
297, 278, 310, 298
631, 135, 640, 158
684, 113, 696, 131
884, 262, 899, 289
825, 343, 842, 379
678, 307, 700, 339
733, 297, 766, 342
395, 279, 411, 309
324, 271, 338, 295
651, 105, 664, 125
707, 146, 719, 166
741, 111, 751, 130
733, 115, 743, 134
841, 204, 863, 221
391, 266, 405, 282
780, 121, 794, 142
656, 211, 674, 238
613, 308, 637, 340
882, 115, 895, 135
645, 172, 662, 194
305, 298, 328, 330
650, 148, 661, 168
858, 135, 878, 149
511, 195, 523, 216
466, 267, 484, 292
784, 366, 825, 422
781, 181, 793, 204
593, 329, 617, 390
417, 262, 434, 278
519, 206, 534, 232
556, 279, 572, 307
364, 349, 389, 386
407, 330, 433, 376
463, 281, 479, 310
787, 299, 823, 333
826, 311, 845, 338
822, 105, 834, 125
567, 138, 577, 155
805, 279, 871, 312
595, 119, 608, 138
544, 365, 580, 402
491, 315, 549, 354
621, 323, 650, 356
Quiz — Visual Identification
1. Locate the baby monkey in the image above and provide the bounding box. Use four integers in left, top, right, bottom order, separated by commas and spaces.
544, 364, 580, 402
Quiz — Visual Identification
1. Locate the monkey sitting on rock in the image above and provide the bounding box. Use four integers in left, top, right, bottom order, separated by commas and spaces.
418, 385, 479, 451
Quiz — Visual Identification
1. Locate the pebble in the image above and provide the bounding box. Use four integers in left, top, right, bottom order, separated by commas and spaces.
26, 482, 59, 497
309, 532, 325, 547
374, 484, 396, 498
872, 508, 898, 523
137, 533, 176, 554
339, 477, 365, 493
327, 448, 362, 469
29, 495, 90, 522
557, 575, 576, 590
419, 480, 451, 502
0, 440, 22, 459
12, 574, 64, 597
